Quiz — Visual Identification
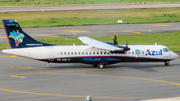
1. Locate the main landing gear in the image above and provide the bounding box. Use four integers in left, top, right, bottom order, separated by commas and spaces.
98, 63, 105, 69
164, 61, 170, 66
93, 62, 108, 69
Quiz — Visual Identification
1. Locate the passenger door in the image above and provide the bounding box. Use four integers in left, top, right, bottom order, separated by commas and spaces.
49, 52, 54, 61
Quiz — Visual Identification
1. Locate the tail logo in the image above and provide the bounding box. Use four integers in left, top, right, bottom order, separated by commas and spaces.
9, 30, 25, 47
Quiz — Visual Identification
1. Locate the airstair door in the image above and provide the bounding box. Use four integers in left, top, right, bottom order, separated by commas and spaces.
49, 52, 54, 61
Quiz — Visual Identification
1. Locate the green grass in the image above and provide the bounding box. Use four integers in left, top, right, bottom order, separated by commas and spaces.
1, 32, 180, 52
0, 8, 180, 28
90, 32, 180, 52
0, 43, 10, 50
0, 0, 180, 7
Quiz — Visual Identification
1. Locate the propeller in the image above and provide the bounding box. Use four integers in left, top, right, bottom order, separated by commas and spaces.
125, 40, 130, 51
111, 33, 130, 51
112, 33, 118, 45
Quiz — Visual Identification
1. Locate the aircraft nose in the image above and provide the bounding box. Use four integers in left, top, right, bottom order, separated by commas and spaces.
172, 52, 178, 59
174, 53, 178, 58
170, 51, 178, 59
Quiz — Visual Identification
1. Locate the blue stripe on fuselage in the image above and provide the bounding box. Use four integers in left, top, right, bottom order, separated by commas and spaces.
39, 56, 172, 64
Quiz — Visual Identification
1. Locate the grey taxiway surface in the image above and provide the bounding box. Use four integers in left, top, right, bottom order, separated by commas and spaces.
1, 4, 180, 101
0, 4, 180, 12
0, 51, 180, 101
0, 22, 180, 101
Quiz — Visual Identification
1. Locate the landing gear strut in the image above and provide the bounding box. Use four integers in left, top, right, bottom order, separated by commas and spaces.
164, 61, 170, 66
46, 62, 50, 69
98, 62, 108, 69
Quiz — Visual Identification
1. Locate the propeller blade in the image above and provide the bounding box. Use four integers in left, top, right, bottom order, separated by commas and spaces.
114, 33, 118, 45
125, 39, 130, 51
126, 40, 128, 47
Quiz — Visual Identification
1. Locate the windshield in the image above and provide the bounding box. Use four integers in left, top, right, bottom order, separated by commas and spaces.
163, 48, 170, 52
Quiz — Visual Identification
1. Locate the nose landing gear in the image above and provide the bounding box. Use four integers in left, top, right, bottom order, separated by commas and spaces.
164, 61, 170, 66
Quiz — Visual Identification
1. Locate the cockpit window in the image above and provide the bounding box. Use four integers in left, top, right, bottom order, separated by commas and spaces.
163, 48, 170, 52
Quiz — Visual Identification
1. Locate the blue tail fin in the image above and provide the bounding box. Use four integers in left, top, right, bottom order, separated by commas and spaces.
2, 19, 54, 49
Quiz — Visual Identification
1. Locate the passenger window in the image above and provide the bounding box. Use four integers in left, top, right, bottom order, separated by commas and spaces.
97, 52, 99, 54
89, 52, 91, 55
132, 52, 134, 54
93, 52, 95, 55
82, 52, 84, 55
64, 52, 66, 55
104, 52, 106, 54
75, 52, 77, 55
86, 52, 88, 55
142, 52, 144, 54
71, 52, 73, 55
78, 52, 80, 55
61, 52, 63, 55
68, 52, 70, 55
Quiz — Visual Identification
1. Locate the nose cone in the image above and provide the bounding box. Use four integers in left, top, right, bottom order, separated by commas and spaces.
174, 53, 178, 59
170, 51, 178, 59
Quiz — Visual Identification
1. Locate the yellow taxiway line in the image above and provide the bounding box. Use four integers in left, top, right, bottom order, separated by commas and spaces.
36, 34, 59, 38
121, 31, 142, 34
0, 55, 19, 58
0, 88, 161, 100
64, 30, 89, 33
10, 75, 26, 78
147, 24, 172, 26
0, 37, 7, 38
0, 70, 180, 99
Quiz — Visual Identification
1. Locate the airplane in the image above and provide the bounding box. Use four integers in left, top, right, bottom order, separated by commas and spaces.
1, 19, 178, 69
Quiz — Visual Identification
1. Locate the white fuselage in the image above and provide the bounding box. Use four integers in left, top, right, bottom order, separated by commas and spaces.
2, 45, 178, 64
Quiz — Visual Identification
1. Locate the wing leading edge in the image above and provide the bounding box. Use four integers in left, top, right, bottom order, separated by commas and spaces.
78, 36, 123, 51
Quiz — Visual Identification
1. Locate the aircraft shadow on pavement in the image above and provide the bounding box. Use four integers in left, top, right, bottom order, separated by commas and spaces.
126, 63, 180, 72
43, 63, 180, 70
11, 62, 179, 71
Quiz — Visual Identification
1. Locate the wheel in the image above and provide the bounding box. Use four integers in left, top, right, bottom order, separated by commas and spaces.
98, 63, 105, 69
164, 61, 169, 66
165, 63, 169, 66
93, 64, 98, 67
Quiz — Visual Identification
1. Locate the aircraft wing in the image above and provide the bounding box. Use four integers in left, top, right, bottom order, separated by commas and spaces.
78, 36, 123, 51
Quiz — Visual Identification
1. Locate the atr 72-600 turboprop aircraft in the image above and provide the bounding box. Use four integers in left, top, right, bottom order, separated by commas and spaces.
2, 19, 178, 69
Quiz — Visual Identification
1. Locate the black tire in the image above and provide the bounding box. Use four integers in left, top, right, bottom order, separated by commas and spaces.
98, 63, 105, 69
164, 61, 169, 66
165, 63, 169, 66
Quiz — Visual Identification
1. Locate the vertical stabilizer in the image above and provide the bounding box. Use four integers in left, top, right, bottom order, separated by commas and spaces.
2, 19, 54, 49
